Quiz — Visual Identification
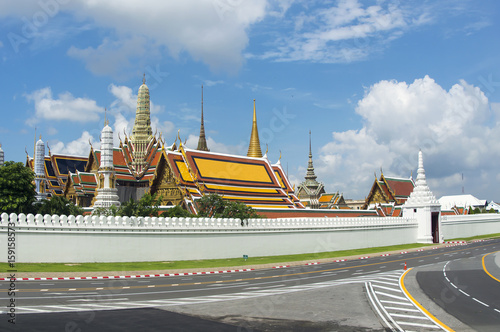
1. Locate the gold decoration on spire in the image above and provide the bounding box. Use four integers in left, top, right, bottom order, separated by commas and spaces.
197, 85, 209, 151
177, 130, 182, 148
247, 99, 263, 158
130, 75, 153, 173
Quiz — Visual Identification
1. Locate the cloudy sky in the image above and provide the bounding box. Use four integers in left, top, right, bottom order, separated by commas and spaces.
1, 0, 499, 200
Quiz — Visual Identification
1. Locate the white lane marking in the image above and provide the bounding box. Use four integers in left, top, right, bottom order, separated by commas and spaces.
365, 282, 397, 331
148, 285, 155, 288
449, 282, 457, 289
17, 307, 48, 312
396, 321, 441, 328
371, 280, 400, 286
371, 284, 402, 293
494, 308, 500, 313
40, 283, 55, 286
385, 306, 420, 312
68, 288, 76, 291
376, 277, 400, 282
91, 282, 104, 285
374, 291, 407, 301
122, 286, 130, 289
473, 298, 490, 307
45, 305, 82, 311
40, 289, 48, 292
96, 288, 103, 290
380, 300, 414, 307
458, 289, 469, 297
391, 313, 431, 320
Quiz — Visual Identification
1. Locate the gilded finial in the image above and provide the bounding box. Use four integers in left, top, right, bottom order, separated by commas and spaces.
39, 134, 42, 140
247, 99, 263, 158
265, 144, 268, 155
142, 73, 146, 85
177, 130, 182, 147
279, 150, 282, 161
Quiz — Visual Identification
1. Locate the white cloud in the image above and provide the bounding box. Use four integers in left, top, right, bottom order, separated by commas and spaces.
68, 36, 159, 80
50, 131, 94, 157
316, 76, 499, 199
63, 0, 267, 75
25, 87, 103, 125
259, 0, 432, 63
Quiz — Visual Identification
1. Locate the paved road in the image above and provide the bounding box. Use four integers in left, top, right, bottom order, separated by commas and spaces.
0, 239, 499, 331
417, 249, 500, 331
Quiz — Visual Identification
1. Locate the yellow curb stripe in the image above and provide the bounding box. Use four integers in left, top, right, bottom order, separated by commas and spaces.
482, 251, 500, 283
400, 268, 454, 332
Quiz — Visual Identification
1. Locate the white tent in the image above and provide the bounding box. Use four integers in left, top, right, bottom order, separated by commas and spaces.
438, 194, 486, 210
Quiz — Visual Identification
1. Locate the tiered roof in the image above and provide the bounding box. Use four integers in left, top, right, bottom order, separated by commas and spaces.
165, 145, 304, 210
318, 192, 347, 209
362, 173, 415, 209
26, 153, 88, 196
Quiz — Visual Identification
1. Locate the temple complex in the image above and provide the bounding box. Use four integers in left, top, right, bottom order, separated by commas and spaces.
23, 76, 458, 218
39, 77, 302, 212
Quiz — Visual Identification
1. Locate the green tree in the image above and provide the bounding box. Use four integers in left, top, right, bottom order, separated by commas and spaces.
196, 194, 261, 221
33, 196, 83, 216
160, 205, 195, 218
92, 205, 119, 217
0, 161, 36, 214
117, 193, 163, 217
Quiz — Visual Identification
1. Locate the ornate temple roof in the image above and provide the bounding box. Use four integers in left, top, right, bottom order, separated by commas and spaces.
247, 99, 262, 158
26, 153, 88, 196
362, 170, 415, 210
165, 145, 304, 210
296, 131, 325, 206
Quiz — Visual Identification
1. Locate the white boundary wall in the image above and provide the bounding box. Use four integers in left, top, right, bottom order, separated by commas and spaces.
441, 214, 500, 239
1, 213, 417, 263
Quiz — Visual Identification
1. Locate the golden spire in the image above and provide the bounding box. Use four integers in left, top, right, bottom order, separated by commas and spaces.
247, 99, 262, 158
197, 85, 209, 151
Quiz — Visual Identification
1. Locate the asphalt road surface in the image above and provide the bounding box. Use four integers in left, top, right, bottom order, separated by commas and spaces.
0, 239, 499, 331
417, 249, 500, 331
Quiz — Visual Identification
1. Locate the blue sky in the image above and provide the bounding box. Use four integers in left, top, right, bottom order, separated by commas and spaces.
1, 0, 499, 200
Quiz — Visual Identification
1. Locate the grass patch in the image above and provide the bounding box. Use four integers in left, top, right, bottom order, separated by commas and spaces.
0, 243, 436, 273
446, 233, 500, 242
